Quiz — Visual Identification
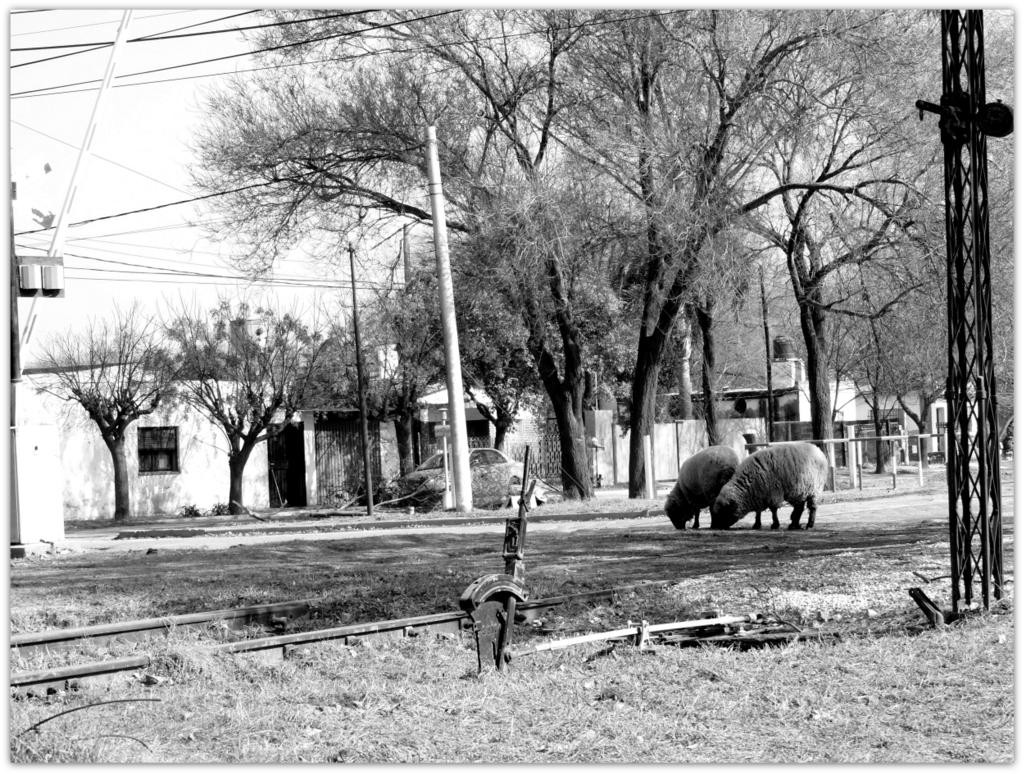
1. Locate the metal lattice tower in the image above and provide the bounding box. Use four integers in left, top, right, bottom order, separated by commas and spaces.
917, 10, 1010, 613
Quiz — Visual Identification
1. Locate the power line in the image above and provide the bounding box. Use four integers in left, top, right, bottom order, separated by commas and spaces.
13, 181, 276, 236
10, 9, 685, 100
62, 265, 380, 291
10, 11, 455, 95
66, 251, 391, 288
11, 118, 195, 196
20, 242, 401, 291
11, 10, 207, 37
12, 43, 111, 68
10, 10, 361, 53
10, 11, 260, 68
59, 236, 228, 256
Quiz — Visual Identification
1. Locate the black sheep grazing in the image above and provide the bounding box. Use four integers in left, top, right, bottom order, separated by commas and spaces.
710, 442, 829, 530
663, 445, 740, 529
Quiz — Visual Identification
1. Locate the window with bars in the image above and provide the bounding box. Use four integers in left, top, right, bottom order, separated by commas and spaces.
138, 426, 179, 473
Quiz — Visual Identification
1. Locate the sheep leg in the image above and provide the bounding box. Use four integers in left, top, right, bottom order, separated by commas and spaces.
751, 511, 761, 529
788, 501, 806, 530
693, 510, 700, 530
770, 507, 780, 530
805, 497, 817, 529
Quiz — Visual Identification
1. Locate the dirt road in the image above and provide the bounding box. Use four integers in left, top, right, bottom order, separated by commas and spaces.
56, 487, 984, 555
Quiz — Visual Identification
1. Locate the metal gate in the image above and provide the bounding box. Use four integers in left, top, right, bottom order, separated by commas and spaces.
314, 414, 381, 506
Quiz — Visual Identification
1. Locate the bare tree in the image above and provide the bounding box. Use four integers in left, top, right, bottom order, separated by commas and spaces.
454, 283, 541, 452
165, 300, 330, 514
36, 304, 176, 522
366, 265, 446, 475
563, 9, 893, 494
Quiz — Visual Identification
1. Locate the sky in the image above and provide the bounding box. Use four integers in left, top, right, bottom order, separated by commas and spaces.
9, 6, 359, 369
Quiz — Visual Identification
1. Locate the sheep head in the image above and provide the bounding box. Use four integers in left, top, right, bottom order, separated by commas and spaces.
710, 491, 741, 529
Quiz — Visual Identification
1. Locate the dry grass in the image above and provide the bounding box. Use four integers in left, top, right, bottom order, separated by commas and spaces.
9, 581, 1013, 764
9, 472, 1015, 763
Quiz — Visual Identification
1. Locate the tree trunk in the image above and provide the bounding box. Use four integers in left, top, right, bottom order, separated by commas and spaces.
918, 394, 935, 470
628, 341, 661, 498
228, 446, 254, 514
798, 301, 832, 448
393, 413, 415, 476
870, 403, 886, 474
493, 417, 513, 453
898, 393, 933, 471
694, 304, 721, 446
675, 312, 693, 419
103, 435, 131, 522
550, 391, 592, 498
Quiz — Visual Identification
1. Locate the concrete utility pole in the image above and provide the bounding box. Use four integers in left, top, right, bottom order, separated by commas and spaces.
348, 238, 374, 516
424, 125, 472, 511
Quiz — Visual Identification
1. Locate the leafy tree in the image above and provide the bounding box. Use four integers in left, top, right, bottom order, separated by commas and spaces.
191, 10, 617, 498
365, 260, 446, 475
746, 18, 934, 447
562, 9, 895, 494
454, 275, 542, 452
166, 300, 330, 514
36, 304, 176, 521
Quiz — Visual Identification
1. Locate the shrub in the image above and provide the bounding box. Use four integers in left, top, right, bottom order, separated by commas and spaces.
177, 504, 204, 519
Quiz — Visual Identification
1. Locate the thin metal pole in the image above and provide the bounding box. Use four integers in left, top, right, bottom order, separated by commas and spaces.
424, 125, 472, 511
348, 242, 374, 516
760, 267, 774, 443
401, 224, 413, 285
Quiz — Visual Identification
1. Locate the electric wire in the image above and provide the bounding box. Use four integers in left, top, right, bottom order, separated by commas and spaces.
10, 10, 362, 52
10, 9, 679, 99
19, 242, 400, 291
11, 119, 195, 196
11, 10, 232, 37
10, 11, 455, 95
10, 11, 261, 68
13, 182, 276, 236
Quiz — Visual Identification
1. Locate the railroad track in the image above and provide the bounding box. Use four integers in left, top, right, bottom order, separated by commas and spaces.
10, 580, 675, 692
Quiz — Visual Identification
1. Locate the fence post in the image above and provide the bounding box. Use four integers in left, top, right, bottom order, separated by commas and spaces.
918, 434, 925, 487
844, 424, 857, 490
825, 441, 837, 492
643, 434, 655, 499
890, 440, 897, 490
857, 438, 863, 490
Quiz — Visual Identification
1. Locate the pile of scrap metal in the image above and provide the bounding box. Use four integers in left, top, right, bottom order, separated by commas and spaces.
507, 612, 837, 662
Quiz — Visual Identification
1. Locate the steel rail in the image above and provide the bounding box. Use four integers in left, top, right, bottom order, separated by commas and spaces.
10, 600, 313, 657
10, 580, 675, 690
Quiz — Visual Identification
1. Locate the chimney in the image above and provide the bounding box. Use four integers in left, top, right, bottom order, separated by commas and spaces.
771, 336, 801, 388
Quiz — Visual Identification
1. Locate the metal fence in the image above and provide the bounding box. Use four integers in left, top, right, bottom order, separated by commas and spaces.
749, 432, 947, 492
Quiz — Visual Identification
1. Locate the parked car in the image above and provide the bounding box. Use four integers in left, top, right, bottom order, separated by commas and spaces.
385, 447, 523, 509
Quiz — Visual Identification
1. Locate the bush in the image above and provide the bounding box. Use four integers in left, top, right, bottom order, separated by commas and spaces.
208, 502, 232, 516
177, 504, 204, 519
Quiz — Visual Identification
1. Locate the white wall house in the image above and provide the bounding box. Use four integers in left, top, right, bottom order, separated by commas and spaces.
21, 372, 270, 522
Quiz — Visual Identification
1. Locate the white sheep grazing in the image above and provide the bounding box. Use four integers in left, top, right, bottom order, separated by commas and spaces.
664, 445, 740, 530
710, 442, 829, 530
